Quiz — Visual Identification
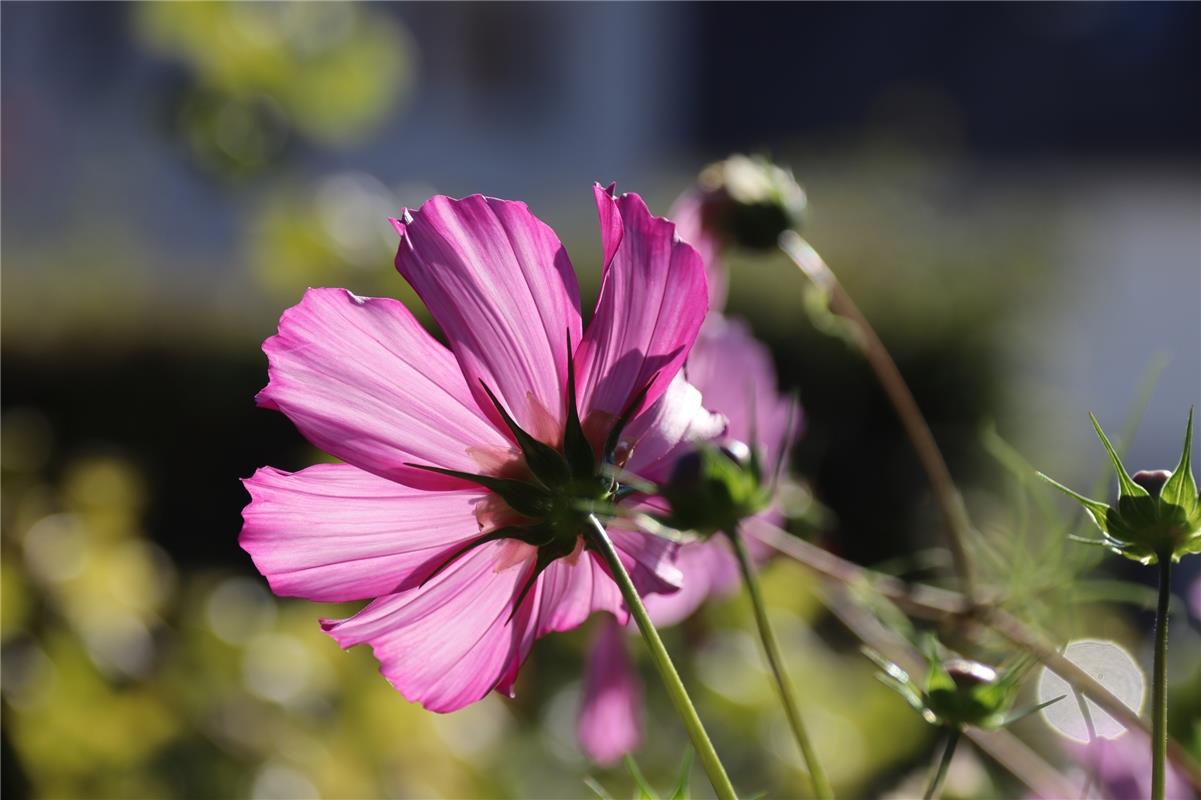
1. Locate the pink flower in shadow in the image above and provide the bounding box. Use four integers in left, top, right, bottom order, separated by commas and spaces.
671, 190, 727, 312
578, 314, 801, 763
1072, 734, 1192, 800
241, 185, 714, 713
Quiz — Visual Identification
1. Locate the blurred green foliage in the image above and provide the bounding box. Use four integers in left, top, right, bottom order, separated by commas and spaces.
135, 3, 413, 174
0, 429, 940, 798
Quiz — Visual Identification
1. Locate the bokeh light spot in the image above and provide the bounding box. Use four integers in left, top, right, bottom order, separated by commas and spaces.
1037, 639, 1145, 742
207, 577, 277, 645
23, 513, 88, 584
251, 762, 319, 800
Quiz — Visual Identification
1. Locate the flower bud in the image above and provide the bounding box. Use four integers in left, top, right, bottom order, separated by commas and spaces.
943, 659, 998, 689
1131, 469, 1172, 499
1039, 410, 1200, 565
660, 441, 768, 537
865, 645, 1047, 732
924, 657, 1011, 729
694, 154, 807, 251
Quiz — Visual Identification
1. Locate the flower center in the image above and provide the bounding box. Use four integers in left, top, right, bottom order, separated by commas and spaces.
406, 359, 650, 617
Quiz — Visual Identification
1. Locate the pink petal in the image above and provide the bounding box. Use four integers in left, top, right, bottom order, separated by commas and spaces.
686, 315, 801, 473
575, 185, 709, 435
609, 523, 684, 598
535, 552, 625, 636
623, 372, 727, 483
525, 532, 685, 644
642, 538, 741, 628
257, 288, 514, 489
670, 189, 727, 311
240, 464, 489, 603
321, 541, 537, 713
578, 616, 642, 765
393, 195, 582, 444
498, 533, 683, 696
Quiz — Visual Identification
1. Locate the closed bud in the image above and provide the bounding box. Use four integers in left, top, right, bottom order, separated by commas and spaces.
943, 659, 998, 689
924, 657, 1012, 729
661, 441, 768, 537
695, 154, 807, 251
1132, 469, 1172, 499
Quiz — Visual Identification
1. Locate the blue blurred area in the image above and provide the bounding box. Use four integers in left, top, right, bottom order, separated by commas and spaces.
6, 3, 1199, 254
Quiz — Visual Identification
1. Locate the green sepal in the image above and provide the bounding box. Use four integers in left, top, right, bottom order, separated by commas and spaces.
582, 777, 613, 800
507, 528, 577, 622
999, 694, 1066, 728
1035, 473, 1111, 532
669, 750, 694, 800
562, 333, 597, 479
1175, 535, 1201, 561
862, 647, 925, 715
405, 463, 549, 518
1161, 407, 1197, 514
1090, 412, 1149, 499
624, 755, 658, 800
976, 656, 1031, 711
419, 527, 523, 587
479, 381, 570, 488
603, 375, 657, 468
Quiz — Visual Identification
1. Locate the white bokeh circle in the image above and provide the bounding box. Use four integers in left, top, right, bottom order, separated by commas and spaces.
1037, 639, 1145, 742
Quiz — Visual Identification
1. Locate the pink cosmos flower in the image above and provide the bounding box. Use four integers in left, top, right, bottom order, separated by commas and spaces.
241, 185, 717, 713
578, 315, 801, 763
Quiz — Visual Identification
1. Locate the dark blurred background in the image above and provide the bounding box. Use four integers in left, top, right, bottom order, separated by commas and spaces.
3, 4, 1199, 799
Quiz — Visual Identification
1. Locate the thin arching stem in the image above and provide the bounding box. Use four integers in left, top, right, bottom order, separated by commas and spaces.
779, 231, 977, 602
728, 529, 832, 798
583, 515, 737, 800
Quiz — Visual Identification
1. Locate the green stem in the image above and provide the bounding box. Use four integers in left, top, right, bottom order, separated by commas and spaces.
584, 515, 737, 800
780, 232, 976, 601
728, 530, 833, 799
1152, 555, 1171, 800
923, 729, 960, 800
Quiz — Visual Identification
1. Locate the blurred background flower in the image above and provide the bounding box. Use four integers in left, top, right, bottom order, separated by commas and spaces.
2, 3, 1198, 798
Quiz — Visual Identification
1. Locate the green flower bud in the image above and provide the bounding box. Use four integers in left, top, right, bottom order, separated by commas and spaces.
1039, 409, 1200, 565
660, 441, 770, 537
924, 658, 1010, 729
696, 154, 807, 251
865, 645, 1056, 732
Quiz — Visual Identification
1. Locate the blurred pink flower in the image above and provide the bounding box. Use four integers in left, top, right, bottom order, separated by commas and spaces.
671, 190, 727, 311
241, 185, 715, 713
578, 315, 801, 763
1073, 734, 1192, 800
578, 614, 643, 766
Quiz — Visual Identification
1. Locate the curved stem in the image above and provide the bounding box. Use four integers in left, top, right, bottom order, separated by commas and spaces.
923, 729, 960, 800
1152, 555, 1171, 800
728, 530, 833, 799
584, 515, 737, 800
780, 231, 976, 601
